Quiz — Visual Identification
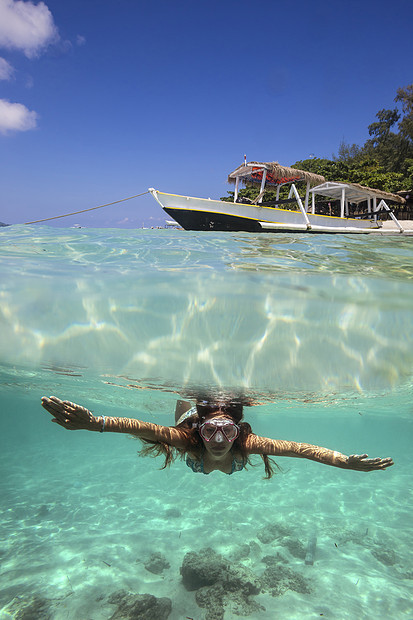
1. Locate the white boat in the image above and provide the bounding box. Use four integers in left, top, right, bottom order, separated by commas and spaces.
149, 160, 406, 234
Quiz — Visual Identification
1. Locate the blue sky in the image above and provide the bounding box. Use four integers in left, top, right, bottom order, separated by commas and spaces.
0, 0, 412, 227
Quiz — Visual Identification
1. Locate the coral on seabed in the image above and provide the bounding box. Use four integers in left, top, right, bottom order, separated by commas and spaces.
180, 545, 311, 618
256, 521, 292, 544
144, 551, 171, 574
281, 537, 307, 559
107, 589, 172, 620
2, 596, 53, 620
260, 560, 312, 597
164, 507, 181, 518
371, 548, 397, 566
180, 548, 229, 591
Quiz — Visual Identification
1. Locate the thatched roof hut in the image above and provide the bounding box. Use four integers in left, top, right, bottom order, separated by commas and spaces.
228, 161, 326, 187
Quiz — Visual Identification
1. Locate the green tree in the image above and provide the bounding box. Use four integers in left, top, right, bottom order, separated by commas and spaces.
223, 87, 413, 206
335, 140, 363, 163
395, 84, 413, 144
367, 108, 400, 145
291, 156, 406, 193
296, 84, 413, 191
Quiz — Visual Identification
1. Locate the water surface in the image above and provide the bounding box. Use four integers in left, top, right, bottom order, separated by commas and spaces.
0, 226, 412, 619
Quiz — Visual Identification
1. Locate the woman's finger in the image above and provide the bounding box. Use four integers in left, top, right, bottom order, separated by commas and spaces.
41, 398, 67, 419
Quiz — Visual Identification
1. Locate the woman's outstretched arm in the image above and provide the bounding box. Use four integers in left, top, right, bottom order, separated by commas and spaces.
246, 434, 394, 472
41, 396, 185, 447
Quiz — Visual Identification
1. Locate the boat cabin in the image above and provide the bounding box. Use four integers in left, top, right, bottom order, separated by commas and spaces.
228, 161, 325, 212
309, 181, 405, 230
228, 161, 405, 230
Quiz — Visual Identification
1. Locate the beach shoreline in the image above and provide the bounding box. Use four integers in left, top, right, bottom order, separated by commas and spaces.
381, 219, 413, 231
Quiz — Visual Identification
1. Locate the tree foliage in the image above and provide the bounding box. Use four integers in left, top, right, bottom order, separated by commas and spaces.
222, 85, 412, 205
292, 157, 405, 193
294, 84, 413, 192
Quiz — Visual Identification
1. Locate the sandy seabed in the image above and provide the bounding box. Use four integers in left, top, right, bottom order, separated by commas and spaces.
1, 221, 413, 619
1, 415, 412, 620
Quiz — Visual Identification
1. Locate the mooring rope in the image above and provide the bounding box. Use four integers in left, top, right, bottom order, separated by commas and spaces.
22, 190, 150, 225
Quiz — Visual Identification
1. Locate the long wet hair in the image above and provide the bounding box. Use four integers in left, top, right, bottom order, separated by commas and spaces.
138, 399, 280, 479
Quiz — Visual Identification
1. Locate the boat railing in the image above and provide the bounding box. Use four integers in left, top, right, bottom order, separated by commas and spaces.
352, 208, 392, 219
235, 196, 299, 208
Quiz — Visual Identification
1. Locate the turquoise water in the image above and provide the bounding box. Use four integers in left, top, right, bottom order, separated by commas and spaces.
0, 226, 412, 619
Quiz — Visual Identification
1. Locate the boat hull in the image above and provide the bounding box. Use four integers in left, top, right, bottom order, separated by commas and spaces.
149, 190, 383, 234
164, 206, 263, 232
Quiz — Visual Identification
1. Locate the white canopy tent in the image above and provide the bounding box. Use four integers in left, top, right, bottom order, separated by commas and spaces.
309, 181, 405, 231
309, 181, 404, 214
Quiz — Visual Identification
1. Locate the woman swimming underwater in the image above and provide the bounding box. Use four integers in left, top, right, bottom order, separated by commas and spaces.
40, 396, 393, 478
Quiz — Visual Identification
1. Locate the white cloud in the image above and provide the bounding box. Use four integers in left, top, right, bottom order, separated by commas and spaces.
0, 98, 37, 133
0, 0, 59, 58
0, 56, 13, 79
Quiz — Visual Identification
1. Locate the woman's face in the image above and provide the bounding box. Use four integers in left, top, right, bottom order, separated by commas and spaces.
199, 414, 238, 457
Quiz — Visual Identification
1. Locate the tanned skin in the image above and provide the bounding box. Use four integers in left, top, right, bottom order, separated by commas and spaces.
41, 396, 394, 474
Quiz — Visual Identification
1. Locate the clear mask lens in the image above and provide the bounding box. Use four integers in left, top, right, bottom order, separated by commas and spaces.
200, 422, 239, 442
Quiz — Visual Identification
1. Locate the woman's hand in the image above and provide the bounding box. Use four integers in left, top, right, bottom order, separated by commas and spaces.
41, 396, 101, 431
347, 453, 394, 472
